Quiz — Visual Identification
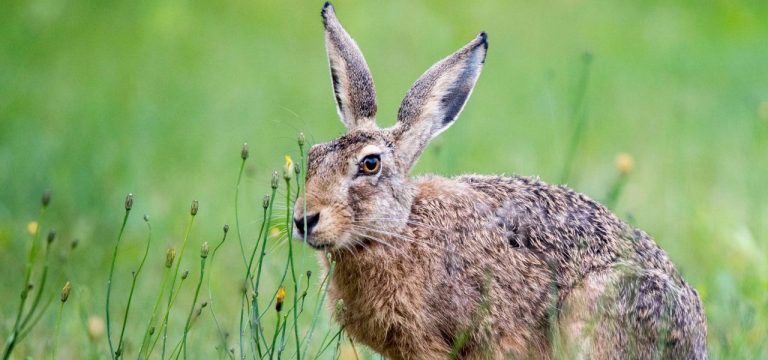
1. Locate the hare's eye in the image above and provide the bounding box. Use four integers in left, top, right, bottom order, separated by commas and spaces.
359, 154, 381, 175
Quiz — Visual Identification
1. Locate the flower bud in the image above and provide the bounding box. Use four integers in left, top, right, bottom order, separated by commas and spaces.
262, 195, 270, 209
306, 270, 312, 279
166, 248, 176, 268
149, 326, 155, 336
125, 193, 134, 211
223, 224, 230, 233
271, 171, 279, 189
181, 270, 189, 280
143, 214, 149, 222
71, 239, 79, 250
275, 287, 286, 312
241, 143, 249, 160
297, 132, 305, 147
190, 200, 199, 216
283, 156, 294, 181
42, 190, 51, 208
201, 242, 209, 259
47, 230, 56, 244
60, 281, 71, 303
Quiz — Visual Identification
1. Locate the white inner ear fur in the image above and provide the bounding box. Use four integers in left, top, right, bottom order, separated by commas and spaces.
357, 145, 383, 161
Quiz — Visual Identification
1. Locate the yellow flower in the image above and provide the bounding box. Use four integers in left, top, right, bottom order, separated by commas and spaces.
26, 221, 38, 236
283, 155, 294, 180
275, 287, 286, 312
615, 153, 635, 176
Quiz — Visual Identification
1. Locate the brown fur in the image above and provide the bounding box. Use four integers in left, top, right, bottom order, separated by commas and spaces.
293, 3, 707, 359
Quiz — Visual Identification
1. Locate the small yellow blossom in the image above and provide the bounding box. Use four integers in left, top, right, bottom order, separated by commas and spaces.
275, 287, 286, 312
283, 155, 295, 180
615, 153, 635, 176
26, 221, 38, 236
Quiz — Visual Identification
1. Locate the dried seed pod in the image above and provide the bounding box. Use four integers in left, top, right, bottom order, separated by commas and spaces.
166, 248, 176, 268
190, 200, 199, 216
60, 281, 71, 303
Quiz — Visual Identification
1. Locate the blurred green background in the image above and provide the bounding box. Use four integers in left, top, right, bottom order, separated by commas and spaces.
1, 0, 767, 358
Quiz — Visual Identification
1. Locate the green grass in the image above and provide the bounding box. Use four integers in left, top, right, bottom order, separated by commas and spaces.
1, 0, 767, 358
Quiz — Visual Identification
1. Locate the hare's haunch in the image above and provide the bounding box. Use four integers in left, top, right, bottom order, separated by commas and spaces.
293, 2, 707, 359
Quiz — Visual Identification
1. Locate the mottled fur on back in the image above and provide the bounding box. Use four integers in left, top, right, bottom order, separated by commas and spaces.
293, 3, 707, 359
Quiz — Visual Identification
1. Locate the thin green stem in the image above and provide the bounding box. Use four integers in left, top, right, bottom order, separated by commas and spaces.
162, 213, 196, 359
181, 257, 207, 359
107, 209, 131, 360
16, 295, 55, 343
146, 275, 188, 358
301, 259, 335, 359
284, 179, 301, 360
51, 302, 64, 360
138, 264, 173, 358
559, 52, 594, 184
3, 207, 46, 360
19, 239, 52, 330
116, 219, 152, 357
235, 158, 248, 267
249, 183, 279, 355
207, 228, 234, 360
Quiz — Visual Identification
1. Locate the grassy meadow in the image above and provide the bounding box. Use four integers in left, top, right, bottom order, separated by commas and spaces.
1, 0, 767, 358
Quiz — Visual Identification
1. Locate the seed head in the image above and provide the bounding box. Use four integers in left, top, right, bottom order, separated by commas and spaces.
60, 281, 71, 303
283, 155, 294, 181
271, 171, 279, 189
166, 248, 176, 268
26, 221, 38, 236
181, 270, 189, 280
47, 230, 56, 244
190, 200, 199, 216
241, 143, 249, 160
275, 287, 286, 312
125, 193, 134, 211
223, 224, 230, 233
298, 132, 305, 146
42, 190, 51, 208
201, 242, 209, 258
615, 153, 635, 176
262, 195, 270, 209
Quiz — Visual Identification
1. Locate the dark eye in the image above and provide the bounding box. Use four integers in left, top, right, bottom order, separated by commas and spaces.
359, 154, 381, 175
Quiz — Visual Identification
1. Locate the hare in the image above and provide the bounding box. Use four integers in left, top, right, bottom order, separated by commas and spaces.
293, 2, 707, 359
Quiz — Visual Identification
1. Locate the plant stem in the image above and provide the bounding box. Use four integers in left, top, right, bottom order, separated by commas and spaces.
162, 213, 196, 359
2, 207, 46, 360
106, 209, 131, 359
559, 52, 594, 184
181, 256, 207, 359
115, 219, 151, 357
51, 302, 64, 360
235, 157, 248, 267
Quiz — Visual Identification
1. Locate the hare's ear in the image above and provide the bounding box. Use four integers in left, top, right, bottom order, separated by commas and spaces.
321, 2, 378, 131
393, 33, 487, 170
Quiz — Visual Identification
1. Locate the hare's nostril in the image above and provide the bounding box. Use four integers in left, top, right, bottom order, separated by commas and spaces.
294, 212, 320, 236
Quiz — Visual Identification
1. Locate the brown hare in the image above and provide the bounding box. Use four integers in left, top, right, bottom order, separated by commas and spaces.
293, 2, 707, 359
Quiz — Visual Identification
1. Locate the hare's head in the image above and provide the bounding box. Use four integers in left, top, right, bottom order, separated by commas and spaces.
293, 2, 487, 251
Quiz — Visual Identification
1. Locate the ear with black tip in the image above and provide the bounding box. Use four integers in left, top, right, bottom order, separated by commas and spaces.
392, 32, 487, 171
321, 2, 378, 131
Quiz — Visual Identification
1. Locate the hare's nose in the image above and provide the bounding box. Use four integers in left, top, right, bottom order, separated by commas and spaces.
294, 212, 320, 237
